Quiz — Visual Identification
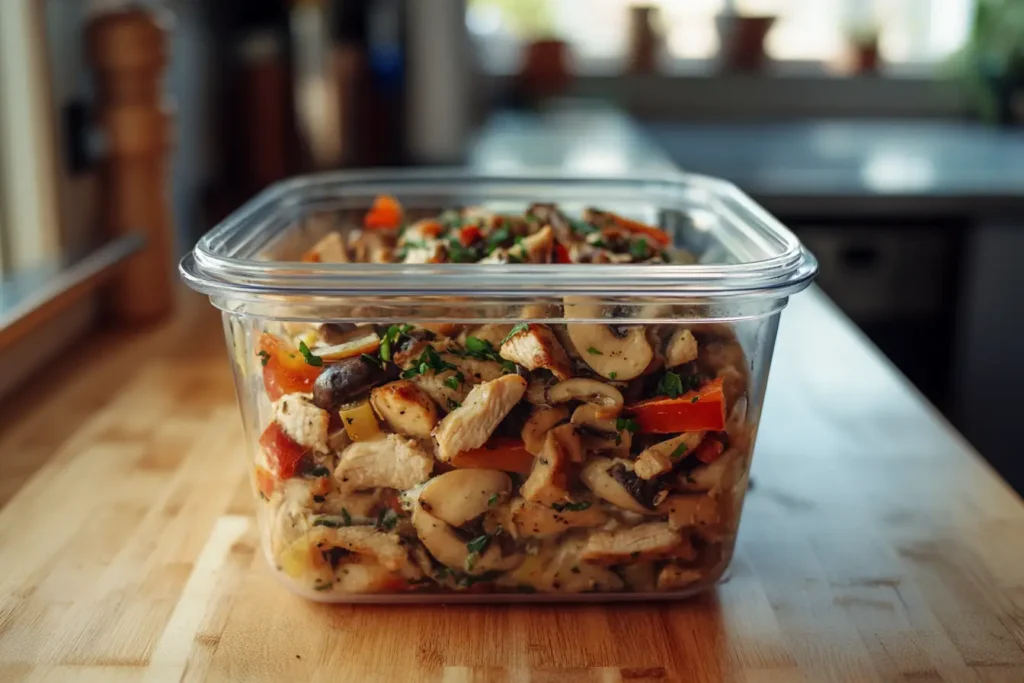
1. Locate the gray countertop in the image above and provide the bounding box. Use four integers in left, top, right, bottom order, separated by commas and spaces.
645, 119, 1024, 215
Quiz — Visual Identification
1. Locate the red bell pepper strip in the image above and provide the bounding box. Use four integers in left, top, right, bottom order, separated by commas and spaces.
449, 437, 535, 474
364, 194, 404, 230
625, 378, 726, 433
553, 243, 572, 263
694, 436, 725, 464
606, 211, 671, 247
258, 421, 307, 479
258, 333, 323, 400
458, 224, 483, 246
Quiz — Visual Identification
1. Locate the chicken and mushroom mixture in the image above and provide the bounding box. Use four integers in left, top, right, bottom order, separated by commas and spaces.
252, 198, 753, 595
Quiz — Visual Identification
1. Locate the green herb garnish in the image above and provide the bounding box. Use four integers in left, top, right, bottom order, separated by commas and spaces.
502, 322, 530, 345
376, 508, 399, 531
587, 346, 603, 356
609, 372, 618, 380
487, 493, 499, 507
616, 417, 640, 433
307, 466, 331, 478
569, 219, 597, 235
506, 253, 523, 264
669, 442, 689, 460
446, 398, 462, 411
312, 516, 344, 529
298, 340, 323, 367
466, 534, 491, 554
657, 371, 684, 399
258, 350, 270, 366
464, 553, 479, 572
443, 374, 463, 390
629, 238, 649, 260
360, 353, 383, 369
402, 345, 457, 379
552, 501, 592, 512
313, 583, 333, 591
691, 395, 700, 403
341, 508, 352, 526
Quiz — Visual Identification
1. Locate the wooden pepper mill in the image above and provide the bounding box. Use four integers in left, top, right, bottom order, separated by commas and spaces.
86, 7, 175, 324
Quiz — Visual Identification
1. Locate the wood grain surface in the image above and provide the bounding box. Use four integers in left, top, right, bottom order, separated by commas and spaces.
1, 288, 1022, 683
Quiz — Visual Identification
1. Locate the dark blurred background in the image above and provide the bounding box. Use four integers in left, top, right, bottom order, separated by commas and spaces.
1, 0, 1022, 487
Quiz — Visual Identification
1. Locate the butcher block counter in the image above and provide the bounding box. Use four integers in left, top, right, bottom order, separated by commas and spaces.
1, 283, 1022, 683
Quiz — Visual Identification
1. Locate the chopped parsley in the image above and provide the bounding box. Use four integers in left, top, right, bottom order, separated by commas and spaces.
307, 465, 331, 478
616, 417, 640, 433
446, 398, 462, 411
379, 324, 414, 363
609, 372, 618, 380
312, 516, 345, 529
360, 353, 383, 369
462, 337, 515, 373
587, 346, 603, 356
485, 226, 511, 254
376, 508, 399, 531
506, 253, 523, 264
657, 371, 684, 399
487, 493, 499, 507
629, 238, 649, 260
401, 346, 457, 379
447, 237, 476, 263
443, 374, 463, 390
341, 508, 352, 526
569, 219, 597, 235
552, 501, 592, 512
669, 442, 689, 460
313, 583, 333, 591
502, 322, 530, 345
257, 350, 270, 366
691, 395, 700, 403
298, 340, 323, 367
466, 534, 491, 554
464, 553, 479, 572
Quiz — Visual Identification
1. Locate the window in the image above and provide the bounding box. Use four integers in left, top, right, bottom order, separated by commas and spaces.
467, 0, 976, 74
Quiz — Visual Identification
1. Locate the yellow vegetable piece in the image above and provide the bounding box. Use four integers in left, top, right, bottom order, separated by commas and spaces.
339, 401, 382, 442
279, 533, 328, 580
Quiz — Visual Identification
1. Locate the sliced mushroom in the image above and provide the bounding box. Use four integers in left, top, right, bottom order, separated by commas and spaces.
410, 505, 521, 576
571, 404, 629, 455
634, 431, 706, 480
580, 458, 652, 514
313, 330, 382, 362
549, 422, 585, 463
547, 378, 624, 416
520, 430, 570, 505
579, 522, 690, 564
675, 447, 742, 493
312, 356, 397, 411
664, 329, 698, 368
521, 405, 570, 455
507, 225, 555, 263
433, 375, 527, 462
370, 380, 439, 439
564, 297, 653, 381
526, 376, 554, 405
509, 498, 607, 538
308, 525, 412, 572
500, 323, 573, 380
418, 469, 512, 527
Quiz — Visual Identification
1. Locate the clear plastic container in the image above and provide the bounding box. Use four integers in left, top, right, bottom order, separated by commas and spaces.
180, 170, 816, 602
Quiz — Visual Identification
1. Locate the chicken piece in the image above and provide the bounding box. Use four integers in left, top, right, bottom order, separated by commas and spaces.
500, 323, 573, 381
370, 380, 439, 439
508, 225, 554, 263
496, 537, 624, 593
444, 354, 505, 383
657, 494, 720, 530
520, 430, 570, 505
433, 375, 527, 462
410, 372, 471, 411
312, 525, 410, 572
332, 556, 414, 594
656, 565, 704, 591
301, 231, 348, 263
402, 243, 444, 263
664, 329, 698, 368
273, 394, 330, 454
334, 434, 433, 492
510, 498, 607, 538
633, 431, 705, 480
579, 522, 691, 564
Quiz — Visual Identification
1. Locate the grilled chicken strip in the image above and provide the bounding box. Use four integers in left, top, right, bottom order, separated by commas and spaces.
273, 394, 330, 453
500, 323, 573, 381
334, 434, 433, 491
370, 380, 439, 439
433, 374, 527, 462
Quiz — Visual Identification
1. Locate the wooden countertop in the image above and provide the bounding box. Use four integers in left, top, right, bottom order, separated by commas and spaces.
1, 287, 1022, 682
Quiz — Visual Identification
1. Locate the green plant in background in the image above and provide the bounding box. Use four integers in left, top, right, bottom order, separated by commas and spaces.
469, 0, 555, 39
949, 0, 1024, 123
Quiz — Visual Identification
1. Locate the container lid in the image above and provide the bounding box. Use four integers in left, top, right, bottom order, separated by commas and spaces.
181, 169, 817, 301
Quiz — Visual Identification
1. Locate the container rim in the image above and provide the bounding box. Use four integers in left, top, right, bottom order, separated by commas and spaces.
181, 169, 818, 300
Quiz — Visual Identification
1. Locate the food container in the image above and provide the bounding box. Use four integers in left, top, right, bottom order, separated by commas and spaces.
180, 170, 816, 602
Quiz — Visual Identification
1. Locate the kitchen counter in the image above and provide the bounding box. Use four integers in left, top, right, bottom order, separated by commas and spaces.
645, 119, 1024, 216
1, 114, 1023, 682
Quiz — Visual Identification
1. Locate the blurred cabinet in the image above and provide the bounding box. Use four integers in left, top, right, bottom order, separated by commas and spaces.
789, 219, 964, 411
